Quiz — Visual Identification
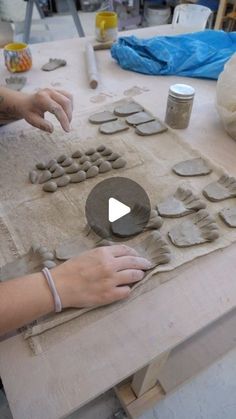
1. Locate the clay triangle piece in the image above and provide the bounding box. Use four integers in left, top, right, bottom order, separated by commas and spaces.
168, 209, 219, 247
41, 58, 67, 71
219, 207, 236, 227
5, 76, 26, 91
173, 158, 212, 177
89, 111, 117, 124
99, 120, 129, 134
157, 187, 206, 218
202, 175, 236, 202
113, 102, 144, 116
126, 112, 155, 126
135, 120, 167, 136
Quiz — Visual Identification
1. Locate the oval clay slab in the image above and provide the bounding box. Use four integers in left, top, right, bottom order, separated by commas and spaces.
114, 102, 144, 116
99, 120, 129, 135
89, 111, 117, 124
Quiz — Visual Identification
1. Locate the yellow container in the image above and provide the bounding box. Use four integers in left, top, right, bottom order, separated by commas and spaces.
4, 42, 32, 73
95, 11, 118, 42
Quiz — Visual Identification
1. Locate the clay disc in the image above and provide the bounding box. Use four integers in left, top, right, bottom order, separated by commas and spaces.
173, 158, 212, 177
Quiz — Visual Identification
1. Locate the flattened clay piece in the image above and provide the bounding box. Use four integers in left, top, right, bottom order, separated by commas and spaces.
114, 102, 144, 116
145, 209, 163, 230
86, 166, 99, 178
90, 152, 101, 162
43, 181, 57, 192
219, 207, 236, 227
203, 175, 236, 202
39, 170, 52, 184
111, 203, 150, 238
99, 120, 129, 135
135, 120, 167, 136
52, 165, 65, 178
41, 251, 54, 261
157, 187, 206, 218
99, 161, 112, 173
50, 162, 59, 173
72, 150, 82, 158
92, 158, 103, 167
112, 157, 126, 169
173, 158, 211, 177
126, 112, 155, 126
81, 161, 92, 172
79, 155, 90, 164
29, 170, 38, 184
133, 231, 171, 269
36, 162, 46, 170
57, 154, 67, 163
89, 111, 117, 124
5, 75, 26, 91
85, 148, 96, 155
66, 162, 80, 174
41, 58, 66, 71
56, 175, 70, 187
168, 209, 219, 247
61, 157, 73, 167
106, 152, 120, 161
46, 159, 57, 169
43, 260, 57, 269
101, 147, 112, 156
70, 170, 86, 183
96, 144, 106, 152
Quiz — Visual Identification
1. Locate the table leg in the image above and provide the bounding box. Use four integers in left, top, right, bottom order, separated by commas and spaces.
67, 0, 85, 37
214, 0, 227, 29
23, 0, 34, 43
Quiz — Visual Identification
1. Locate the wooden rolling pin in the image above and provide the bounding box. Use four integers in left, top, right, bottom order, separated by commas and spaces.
85, 42, 98, 89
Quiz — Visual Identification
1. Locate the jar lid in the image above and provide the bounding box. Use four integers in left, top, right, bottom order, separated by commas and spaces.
169, 84, 195, 99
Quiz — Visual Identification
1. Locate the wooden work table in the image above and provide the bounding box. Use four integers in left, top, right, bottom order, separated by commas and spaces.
1, 26, 236, 419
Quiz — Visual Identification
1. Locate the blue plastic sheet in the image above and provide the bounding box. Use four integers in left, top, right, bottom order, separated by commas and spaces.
111, 30, 236, 79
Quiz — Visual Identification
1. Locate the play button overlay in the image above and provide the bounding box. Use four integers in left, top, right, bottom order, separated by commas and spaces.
85, 177, 151, 239
108, 198, 131, 222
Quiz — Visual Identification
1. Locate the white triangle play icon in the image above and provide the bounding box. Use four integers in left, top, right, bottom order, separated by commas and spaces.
108, 197, 131, 222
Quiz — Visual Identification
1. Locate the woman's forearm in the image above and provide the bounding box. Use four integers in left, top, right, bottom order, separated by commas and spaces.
0, 87, 25, 123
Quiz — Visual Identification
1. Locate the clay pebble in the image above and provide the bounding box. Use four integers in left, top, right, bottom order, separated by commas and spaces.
43, 181, 57, 192
89, 111, 117, 124
86, 166, 99, 178
101, 147, 113, 156
43, 260, 57, 269
90, 152, 101, 162
126, 111, 155, 126
79, 155, 90, 164
85, 148, 96, 156
96, 144, 106, 152
52, 165, 65, 178
70, 171, 86, 183
66, 162, 80, 174
81, 161, 92, 172
56, 175, 70, 187
135, 120, 168, 136
114, 102, 144, 116
72, 150, 82, 158
36, 162, 46, 170
61, 157, 73, 167
173, 158, 212, 177
57, 154, 67, 163
38, 245, 49, 255
202, 174, 236, 202
99, 120, 129, 135
50, 162, 59, 173
106, 152, 120, 161
46, 159, 57, 169
112, 157, 127, 169
29, 170, 38, 184
92, 158, 103, 167
41, 251, 54, 261
219, 207, 236, 227
99, 161, 112, 173
39, 170, 52, 184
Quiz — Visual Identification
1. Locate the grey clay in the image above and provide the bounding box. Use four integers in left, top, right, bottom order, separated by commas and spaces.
56, 175, 70, 187
112, 157, 126, 169
36, 162, 46, 170
99, 161, 112, 173
57, 154, 67, 163
72, 150, 82, 158
70, 171, 86, 183
52, 165, 65, 178
86, 166, 99, 178
66, 162, 80, 174
43, 181, 58, 192
61, 157, 73, 167
39, 170, 52, 184
29, 170, 38, 184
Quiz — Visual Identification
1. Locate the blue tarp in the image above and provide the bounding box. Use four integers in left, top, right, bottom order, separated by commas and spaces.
111, 30, 236, 79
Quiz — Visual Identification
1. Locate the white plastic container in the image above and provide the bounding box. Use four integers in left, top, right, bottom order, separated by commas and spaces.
144, 5, 171, 27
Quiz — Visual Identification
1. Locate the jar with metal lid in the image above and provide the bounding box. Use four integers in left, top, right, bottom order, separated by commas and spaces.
165, 84, 195, 129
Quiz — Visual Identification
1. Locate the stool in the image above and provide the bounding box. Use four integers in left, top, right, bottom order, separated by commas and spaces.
23, 0, 85, 43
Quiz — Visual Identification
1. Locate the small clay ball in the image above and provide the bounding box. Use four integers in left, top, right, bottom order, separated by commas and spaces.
90, 152, 101, 162
43, 260, 57, 269
92, 158, 103, 167
61, 157, 73, 167
99, 161, 112, 173
66, 162, 80, 174
70, 170, 86, 183
29, 170, 38, 184
39, 170, 52, 184
46, 159, 57, 169
52, 165, 65, 178
72, 150, 82, 158
112, 157, 127, 169
57, 154, 67, 163
50, 162, 59, 173
107, 152, 120, 161
81, 161, 92, 172
56, 175, 70, 187
85, 147, 96, 155
101, 147, 113, 156
96, 144, 106, 152
43, 181, 57, 192
36, 162, 46, 170
86, 166, 99, 178
79, 155, 90, 164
